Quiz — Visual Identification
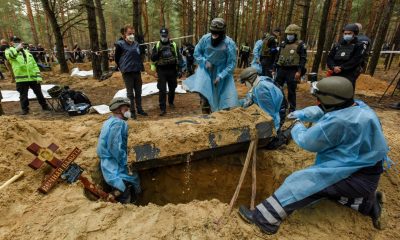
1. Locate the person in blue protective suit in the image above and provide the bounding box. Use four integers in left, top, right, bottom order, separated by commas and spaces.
238, 76, 390, 235
183, 18, 239, 114
250, 37, 263, 74
97, 97, 141, 204
238, 67, 284, 131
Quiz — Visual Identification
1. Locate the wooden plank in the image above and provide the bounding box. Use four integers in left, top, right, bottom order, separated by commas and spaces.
38, 147, 81, 193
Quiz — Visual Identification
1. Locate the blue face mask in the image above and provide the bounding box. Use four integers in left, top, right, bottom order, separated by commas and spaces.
286, 35, 295, 42
343, 34, 354, 42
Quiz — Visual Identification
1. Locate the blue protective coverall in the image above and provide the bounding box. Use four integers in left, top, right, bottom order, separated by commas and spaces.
252, 100, 390, 231
240, 76, 283, 130
250, 39, 263, 74
183, 33, 239, 112
97, 116, 140, 193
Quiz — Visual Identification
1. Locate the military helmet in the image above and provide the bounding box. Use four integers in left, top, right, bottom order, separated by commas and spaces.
239, 67, 258, 84
109, 97, 131, 111
312, 76, 354, 106
343, 23, 359, 35
285, 24, 301, 35
210, 18, 226, 33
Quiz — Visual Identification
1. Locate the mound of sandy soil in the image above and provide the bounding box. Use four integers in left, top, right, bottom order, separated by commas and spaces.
0, 64, 399, 239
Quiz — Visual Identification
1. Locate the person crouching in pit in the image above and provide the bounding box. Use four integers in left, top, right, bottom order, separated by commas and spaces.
97, 97, 141, 204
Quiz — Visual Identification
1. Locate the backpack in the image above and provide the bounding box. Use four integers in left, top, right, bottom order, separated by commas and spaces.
59, 87, 91, 116
261, 34, 276, 57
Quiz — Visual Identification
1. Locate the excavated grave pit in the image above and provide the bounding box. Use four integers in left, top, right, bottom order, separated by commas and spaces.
137, 151, 278, 206
123, 106, 278, 205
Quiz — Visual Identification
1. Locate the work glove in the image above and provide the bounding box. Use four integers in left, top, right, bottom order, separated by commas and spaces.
213, 77, 221, 85
242, 98, 253, 108
205, 61, 213, 70
287, 110, 303, 119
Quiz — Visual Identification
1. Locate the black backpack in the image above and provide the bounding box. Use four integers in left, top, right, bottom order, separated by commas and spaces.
59, 87, 91, 116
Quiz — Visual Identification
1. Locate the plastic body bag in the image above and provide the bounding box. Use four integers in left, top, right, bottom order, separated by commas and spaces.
183, 33, 239, 112
250, 39, 263, 74
241, 76, 283, 130
97, 116, 140, 192
275, 100, 390, 207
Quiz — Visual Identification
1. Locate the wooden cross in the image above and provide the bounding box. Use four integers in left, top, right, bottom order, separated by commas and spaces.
27, 143, 115, 202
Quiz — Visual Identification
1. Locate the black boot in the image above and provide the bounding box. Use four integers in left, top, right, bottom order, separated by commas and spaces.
159, 110, 167, 116
137, 109, 148, 116
21, 109, 29, 115
131, 111, 137, 120
42, 104, 51, 111
370, 191, 386, 230
238, 205, 278, 235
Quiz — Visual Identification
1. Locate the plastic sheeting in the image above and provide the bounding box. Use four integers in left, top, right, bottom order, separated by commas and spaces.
113, 82, 187, 99
71, 68, 93, 78
1, 84, 55, 102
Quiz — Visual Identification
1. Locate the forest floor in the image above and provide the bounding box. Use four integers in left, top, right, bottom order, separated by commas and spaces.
0, 61, 399, 240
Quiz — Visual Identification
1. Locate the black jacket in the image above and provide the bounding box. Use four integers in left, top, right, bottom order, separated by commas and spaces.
327, 37, 365, 73
114, 39, 142, 73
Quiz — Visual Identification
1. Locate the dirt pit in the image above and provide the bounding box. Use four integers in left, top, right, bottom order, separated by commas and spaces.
138, 153, 276, 206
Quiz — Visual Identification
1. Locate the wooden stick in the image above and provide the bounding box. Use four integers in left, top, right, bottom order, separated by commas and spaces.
217, 140, 255, 226
0, 171, 24, 191
250, 139, 258, 210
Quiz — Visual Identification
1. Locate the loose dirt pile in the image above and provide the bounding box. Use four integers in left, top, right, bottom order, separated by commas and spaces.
0, 65, 399, 240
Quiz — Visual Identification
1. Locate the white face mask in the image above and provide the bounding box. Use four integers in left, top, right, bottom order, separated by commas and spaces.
123, 111, 131, 120
127, 34, 135, 42
211, 34, 219, 39
161, 37, 169, 43
245, 81, 253, 90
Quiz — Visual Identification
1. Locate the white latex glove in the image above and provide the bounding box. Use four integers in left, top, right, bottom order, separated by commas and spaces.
206, 61, 213, 70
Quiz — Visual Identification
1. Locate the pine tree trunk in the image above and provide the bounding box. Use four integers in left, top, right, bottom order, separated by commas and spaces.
369, 0, 386, 46
368, 0, 396, 76
84, 0, 102, 79
25, 0, 39, 45
300, 0, 310, 41
132, 0, 141, 35
44, 15, 53, 50
285, 0, 295, 27
321, 0, 342, 70
311, 0, 331, 73
33, 0, 44, 46
95, 0, 109, 72
187, 0, 194, 43
385, 21, 400, 69
142, 0, 150, 42
40, 0, 68, 73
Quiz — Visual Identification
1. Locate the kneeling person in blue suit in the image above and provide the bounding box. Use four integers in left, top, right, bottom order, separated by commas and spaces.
239, 76, 390, 234
97, 97, 141, 204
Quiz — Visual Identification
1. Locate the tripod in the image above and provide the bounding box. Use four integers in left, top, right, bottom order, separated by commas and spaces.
378, 69, 400, 103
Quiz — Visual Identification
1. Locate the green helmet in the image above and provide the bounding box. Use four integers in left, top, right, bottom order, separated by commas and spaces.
313, 76, 354, 106
109, 97, 131, 111
239, 67, 258, 84
210, 18, 226, 33
285, 24, 301, 35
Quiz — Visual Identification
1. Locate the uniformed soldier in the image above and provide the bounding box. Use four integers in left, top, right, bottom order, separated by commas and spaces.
354, 23, 371, 72
151, 28, 183, 116
327, 23, 365, 86
274, 24, 307, 113
239, 42, 251, 68
260, 28, 280, 77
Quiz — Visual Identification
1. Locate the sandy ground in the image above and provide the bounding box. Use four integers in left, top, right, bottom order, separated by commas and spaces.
0, 62, 399, 240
